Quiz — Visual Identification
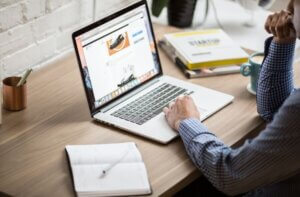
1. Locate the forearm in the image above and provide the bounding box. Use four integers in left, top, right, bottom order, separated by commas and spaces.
179, 119, 249, 195
257, 38, 295, 121
179, 115, 300, 196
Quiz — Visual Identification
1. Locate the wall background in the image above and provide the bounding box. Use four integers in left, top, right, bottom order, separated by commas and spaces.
0, 0, 137, 77
0, 0, 288, 77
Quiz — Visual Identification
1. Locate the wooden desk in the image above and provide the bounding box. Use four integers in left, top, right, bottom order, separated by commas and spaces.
1, 24, 298, 197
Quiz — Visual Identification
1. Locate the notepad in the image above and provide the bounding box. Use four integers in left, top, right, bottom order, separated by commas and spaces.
65, 142, 151, 197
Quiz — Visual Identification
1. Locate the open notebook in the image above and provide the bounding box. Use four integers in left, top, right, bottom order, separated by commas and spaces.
65, 142, 151, 197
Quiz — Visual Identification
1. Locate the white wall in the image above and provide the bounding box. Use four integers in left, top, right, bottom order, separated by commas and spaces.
0, 0, 137, 77
269, 0, 289, 12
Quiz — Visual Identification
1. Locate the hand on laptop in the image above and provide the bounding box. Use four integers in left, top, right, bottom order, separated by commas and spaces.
163, 95, 200, 131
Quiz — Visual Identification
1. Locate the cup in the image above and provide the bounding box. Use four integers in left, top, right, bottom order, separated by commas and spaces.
240, 52, 264, 95
3, 76, 27, 111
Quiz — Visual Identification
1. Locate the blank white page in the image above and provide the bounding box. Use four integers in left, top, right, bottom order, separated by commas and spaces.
66, 142, 151, 196
66, 142, 142, 165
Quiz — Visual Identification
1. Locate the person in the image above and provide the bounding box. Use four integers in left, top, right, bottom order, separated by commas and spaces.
163, 0, 300, 196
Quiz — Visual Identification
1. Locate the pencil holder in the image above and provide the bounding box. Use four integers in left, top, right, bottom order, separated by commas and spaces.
3, 76, 27, 111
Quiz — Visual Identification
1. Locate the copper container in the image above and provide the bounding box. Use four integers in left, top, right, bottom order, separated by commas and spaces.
3, 77, 27, 111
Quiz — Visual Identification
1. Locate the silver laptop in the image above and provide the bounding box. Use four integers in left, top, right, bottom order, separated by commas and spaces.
72, 0, 234, 144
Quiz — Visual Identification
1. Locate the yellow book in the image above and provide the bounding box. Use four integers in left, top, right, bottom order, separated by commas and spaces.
163, 29, 249, 70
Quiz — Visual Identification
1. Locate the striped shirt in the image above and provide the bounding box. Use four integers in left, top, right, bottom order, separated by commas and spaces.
178, 37, 300, 196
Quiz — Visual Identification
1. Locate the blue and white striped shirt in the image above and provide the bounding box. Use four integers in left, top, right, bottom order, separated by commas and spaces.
178, 37, 300, 196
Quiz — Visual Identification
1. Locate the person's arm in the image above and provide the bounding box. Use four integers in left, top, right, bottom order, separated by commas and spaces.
257, 8, 297, 121
256, 38, 296, 121
179, 91, 300, 196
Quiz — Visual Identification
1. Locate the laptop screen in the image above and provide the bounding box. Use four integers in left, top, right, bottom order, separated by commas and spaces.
73, 2, 161, 113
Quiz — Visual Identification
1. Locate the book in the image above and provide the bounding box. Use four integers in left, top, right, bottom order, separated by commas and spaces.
65, 142, 151, 197
158, 40, 241, 78
162, 29, 249, 70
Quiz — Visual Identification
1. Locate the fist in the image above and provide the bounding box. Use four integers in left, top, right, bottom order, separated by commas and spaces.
163, 95, 200, 131
265, 10, 296, 44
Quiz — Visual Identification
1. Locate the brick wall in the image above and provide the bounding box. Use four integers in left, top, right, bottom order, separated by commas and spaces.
0, 0, 136, 77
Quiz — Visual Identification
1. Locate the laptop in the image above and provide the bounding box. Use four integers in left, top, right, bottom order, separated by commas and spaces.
72, 0, 234, 144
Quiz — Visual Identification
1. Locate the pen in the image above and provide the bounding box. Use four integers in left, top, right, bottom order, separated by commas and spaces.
17, 69, 33, 87
99, 148, 130, 178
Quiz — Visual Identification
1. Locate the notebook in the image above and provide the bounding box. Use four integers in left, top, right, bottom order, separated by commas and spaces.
65, 142, 151, 197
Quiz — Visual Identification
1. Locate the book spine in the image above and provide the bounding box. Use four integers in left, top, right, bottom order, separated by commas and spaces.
175, 57, 192, 78
158, 40, 191, 78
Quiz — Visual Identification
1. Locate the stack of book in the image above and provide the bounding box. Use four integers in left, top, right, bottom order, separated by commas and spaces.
159, 29, 249, 78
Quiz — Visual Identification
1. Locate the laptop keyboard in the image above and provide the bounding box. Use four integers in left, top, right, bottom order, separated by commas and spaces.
111, 83, 190, 125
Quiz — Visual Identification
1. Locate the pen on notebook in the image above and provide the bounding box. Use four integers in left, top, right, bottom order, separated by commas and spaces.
100, 148, 130, 178
17, 69, 33, 87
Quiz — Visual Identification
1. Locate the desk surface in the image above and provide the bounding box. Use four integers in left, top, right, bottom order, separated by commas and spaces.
1, 24, 298, 197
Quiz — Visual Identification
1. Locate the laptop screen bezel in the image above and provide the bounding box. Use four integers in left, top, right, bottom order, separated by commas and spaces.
72, 0, 163, 116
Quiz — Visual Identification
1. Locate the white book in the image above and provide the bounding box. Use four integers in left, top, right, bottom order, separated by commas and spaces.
65, 142, 151, 197
163, 29, 249, 70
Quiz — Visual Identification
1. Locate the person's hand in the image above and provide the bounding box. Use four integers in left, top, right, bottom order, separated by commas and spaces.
287, 0, 294, 14
163, 95, 200, 131
265, 9, 296, 44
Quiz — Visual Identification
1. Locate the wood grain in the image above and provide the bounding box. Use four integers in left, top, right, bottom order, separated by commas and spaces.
1, 23, 298, 197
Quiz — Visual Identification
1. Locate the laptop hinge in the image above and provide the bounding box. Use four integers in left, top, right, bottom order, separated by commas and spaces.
98, 77, 160, 114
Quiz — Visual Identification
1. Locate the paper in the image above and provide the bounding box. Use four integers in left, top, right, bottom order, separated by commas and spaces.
65, 142, 151, 197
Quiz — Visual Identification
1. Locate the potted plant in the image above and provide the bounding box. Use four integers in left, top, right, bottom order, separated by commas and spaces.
152, 0, 198, 28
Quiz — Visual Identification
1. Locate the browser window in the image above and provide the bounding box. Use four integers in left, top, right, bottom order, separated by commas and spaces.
75, 5, 160, 110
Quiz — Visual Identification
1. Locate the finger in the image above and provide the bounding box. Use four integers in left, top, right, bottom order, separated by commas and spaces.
280, 14, 288, 37
287, 15, 296, 31
265, 15, 273, 34
284, 15, 293, 37
176, 94, 187, 105
281, 11, 292, 37
287, 0, 294, 14
168, 101, 175, 109
282, 14, 295, 37
163, 107, 169, 115
182, 95, 192, 103
184, 95, 192, 99
270, 13, 280, 37
276, 19, 284, 38
177, 94, 184, 99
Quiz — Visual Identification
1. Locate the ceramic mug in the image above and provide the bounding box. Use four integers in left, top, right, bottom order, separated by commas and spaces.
240, 52, 264, 95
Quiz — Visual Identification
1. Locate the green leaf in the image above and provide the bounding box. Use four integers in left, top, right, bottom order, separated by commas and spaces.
151, 0, 169, 17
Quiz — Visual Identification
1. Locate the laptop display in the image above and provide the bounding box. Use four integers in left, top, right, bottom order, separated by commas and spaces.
73, 2, 161, 114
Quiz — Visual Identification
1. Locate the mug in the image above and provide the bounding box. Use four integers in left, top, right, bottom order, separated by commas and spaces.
240, 52, 264, 95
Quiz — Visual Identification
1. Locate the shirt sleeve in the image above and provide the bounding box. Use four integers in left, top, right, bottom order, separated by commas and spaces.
257, 37, 296, 121
179, 91, 300, 196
